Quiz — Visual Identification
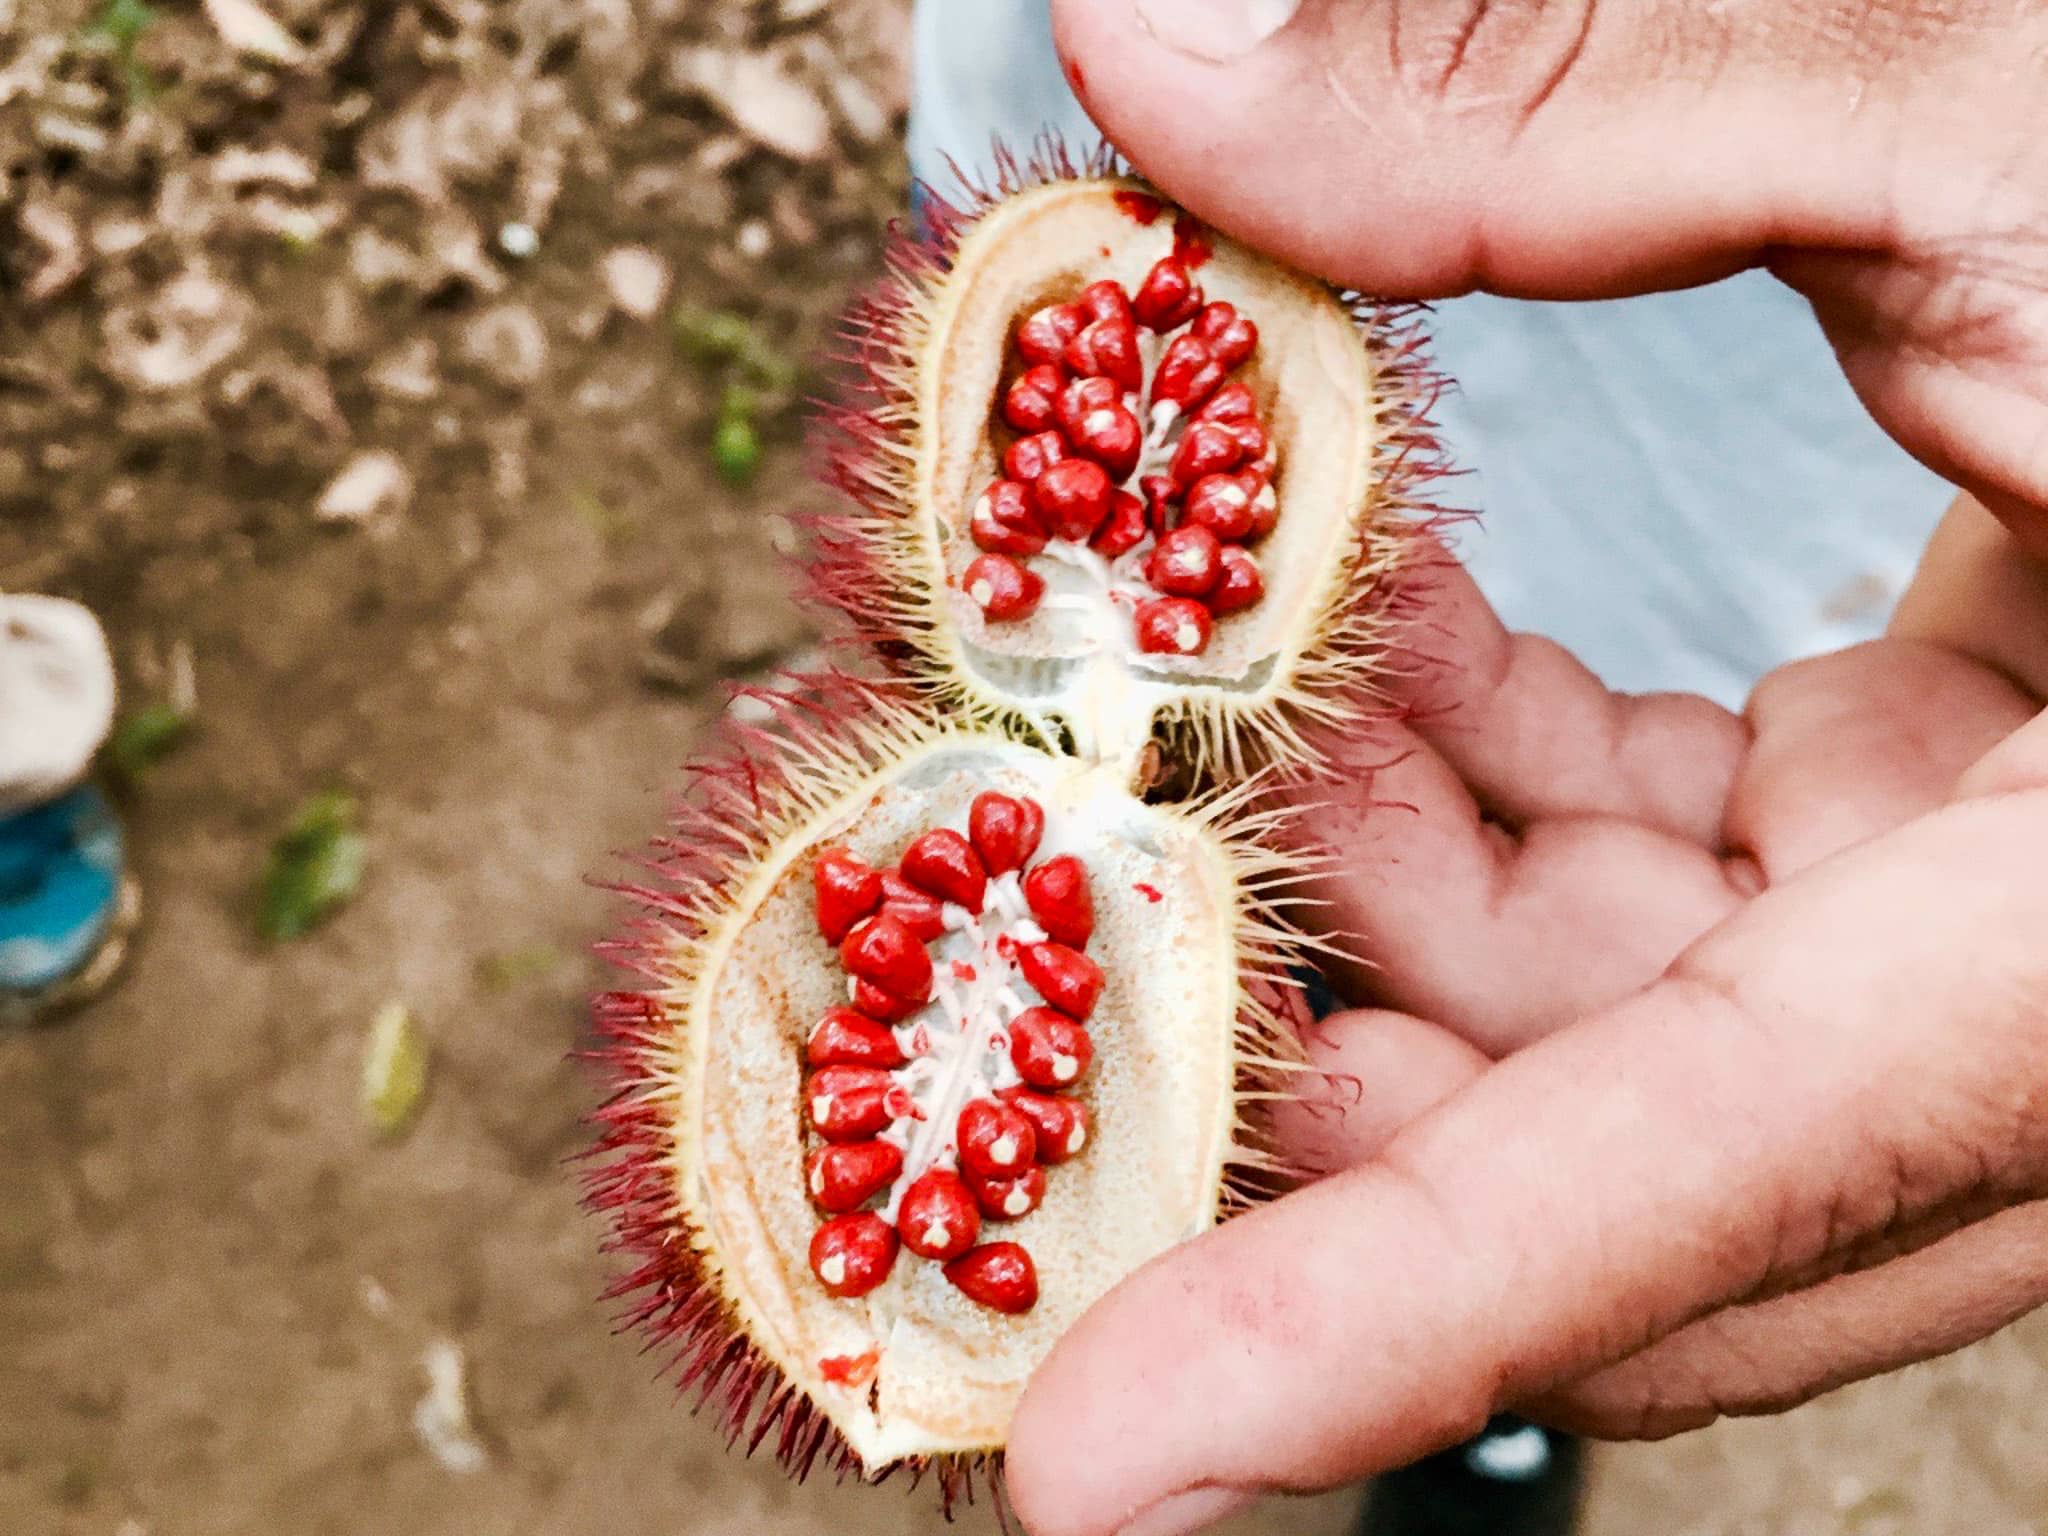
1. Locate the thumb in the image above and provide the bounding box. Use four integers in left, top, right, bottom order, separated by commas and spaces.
1051, 0, 2026, 298
1004, 787, 2048, 1536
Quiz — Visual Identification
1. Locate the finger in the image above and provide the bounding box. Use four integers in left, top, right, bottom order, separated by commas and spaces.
1007, 787, 2048, 1536
1306, 721, 1745, 1052
1532, 1199, 2048, 1439
1052, 0, 2006, 300
1728, 638, 2036, 878
1891, 493, 2048, 700
1383, 551, 1749, 845
1269, 1008, 1488, 1176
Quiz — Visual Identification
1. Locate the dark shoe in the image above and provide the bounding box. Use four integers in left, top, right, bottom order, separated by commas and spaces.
1358, 1417, 1583, 1536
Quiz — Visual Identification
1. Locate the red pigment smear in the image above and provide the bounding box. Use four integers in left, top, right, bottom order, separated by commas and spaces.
1113, 190, 1164, 225
1133, 882, 1164, 903
819, 1350, 881, 1388
1171, 211, 1214, 270
952, 960, 978, 983
1065, 56, 1087, 100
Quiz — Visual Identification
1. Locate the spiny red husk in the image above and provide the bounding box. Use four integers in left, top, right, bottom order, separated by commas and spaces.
581, 671, 1018, 1519
800, 133, 1469, 775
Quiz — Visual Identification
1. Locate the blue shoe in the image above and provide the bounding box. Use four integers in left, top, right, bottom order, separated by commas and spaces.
0, 783, 139, 1024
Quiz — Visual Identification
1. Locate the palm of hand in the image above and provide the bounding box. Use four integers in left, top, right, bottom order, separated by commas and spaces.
1007, 545, 2048, 1530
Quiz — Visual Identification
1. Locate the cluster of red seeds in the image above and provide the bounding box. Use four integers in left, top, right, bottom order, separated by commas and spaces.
803, 791, 1099, 1315
961, 252, 1279, 658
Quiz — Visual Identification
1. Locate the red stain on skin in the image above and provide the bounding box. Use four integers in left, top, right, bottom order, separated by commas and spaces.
1171, 211, 1213, 270
1133, 882, 1164, 903
1113, 190, 1165, 225
819, 1350, 881, 1388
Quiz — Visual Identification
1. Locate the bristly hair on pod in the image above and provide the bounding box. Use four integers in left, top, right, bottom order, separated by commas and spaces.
581, 673, 995, 1511
579, 669, 1321, 1516
799, 132, 1469, 782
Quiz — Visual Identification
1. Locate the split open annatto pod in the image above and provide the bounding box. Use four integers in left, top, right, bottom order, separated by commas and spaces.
584, 142, 1457, 1512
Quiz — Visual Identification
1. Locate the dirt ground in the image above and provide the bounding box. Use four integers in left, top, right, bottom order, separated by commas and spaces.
3, 1, 2045, 1533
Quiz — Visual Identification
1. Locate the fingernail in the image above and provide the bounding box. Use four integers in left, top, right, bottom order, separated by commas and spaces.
1116, 1486, 1255, 1536
1134, 0, 1301, 62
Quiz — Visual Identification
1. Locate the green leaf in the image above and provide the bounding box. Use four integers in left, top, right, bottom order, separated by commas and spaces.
107, 702, 192, 780
360, 1001, 429, 1139
672, 306, 755, 366
258, 791, 366, 940
475, 942, 565, 991
89, 0, 155, 50
710, 413, 762, 486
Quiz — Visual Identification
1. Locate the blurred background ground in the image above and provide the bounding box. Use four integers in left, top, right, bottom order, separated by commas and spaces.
1, 1, 2044, 1533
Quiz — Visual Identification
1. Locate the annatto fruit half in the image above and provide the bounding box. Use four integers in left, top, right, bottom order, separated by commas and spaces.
584, 142, 1456, 1515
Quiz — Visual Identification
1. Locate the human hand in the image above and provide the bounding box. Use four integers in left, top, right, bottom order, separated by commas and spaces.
1003, 3, 2048, 1533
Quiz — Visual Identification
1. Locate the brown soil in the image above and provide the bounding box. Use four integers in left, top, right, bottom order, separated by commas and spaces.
1, 1, 2042, 1533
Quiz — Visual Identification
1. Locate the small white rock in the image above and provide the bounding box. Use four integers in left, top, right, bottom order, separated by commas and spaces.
316, 451, 412, 525
496, 221, 539, 259
597, 245, 671, 321
670, 46, 833, 162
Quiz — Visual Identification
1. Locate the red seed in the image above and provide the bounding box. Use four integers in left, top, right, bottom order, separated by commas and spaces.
878, 869, 946, 942
812, 847, 882, 945
1030, 458, 1113, 543
1003, 430, 1067, 484
1139, 473, 1177, 534
806, 1139, 904, 1213
968, 791, 1045, 875
900, 827, 987, 912
806, 1065, 897, 1141
1193, 380, 1256, 423
1018, 942, 1104, 1019
1211, 545, 1266, 614
964, 552, 1045, 622
806, 1005, 906, 1069
1132, 256, 1202, 331
1090, 488, 1149, 558
897, 1167, 980, 1261
1146, 524, 1223, 598
1068, 402, 1142, 480
1066, 314, 1143, 392
1192, 301, 1258, 367
1220, 417, 1273, 471
1000, 1088, 1090, 1163
1015, 302, 1083, 367
1241, 469, 1279, 539
1008, 1004, 1094, 1089
1002, 363, 1066, 434
810, 1212, 899, 1298
1180, 471, 1257, 542
969, 479, 1049, 557
957, 1097, 1036, 1179
839, 913, 933, 1007
944, 1242, 1038, 1313
1134, 595, 1214, 656
853, 977, 920, 1023
1077, 278, 1134, 326
1151, 332, 1225, 411
1056, 376, 1121, 437
968, 1163, 1046, 1222
1021, 853, 1094, 945
1168, 421, 1244, 490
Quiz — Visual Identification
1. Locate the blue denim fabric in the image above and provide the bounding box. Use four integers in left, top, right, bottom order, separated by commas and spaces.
0, 784, 124, 993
